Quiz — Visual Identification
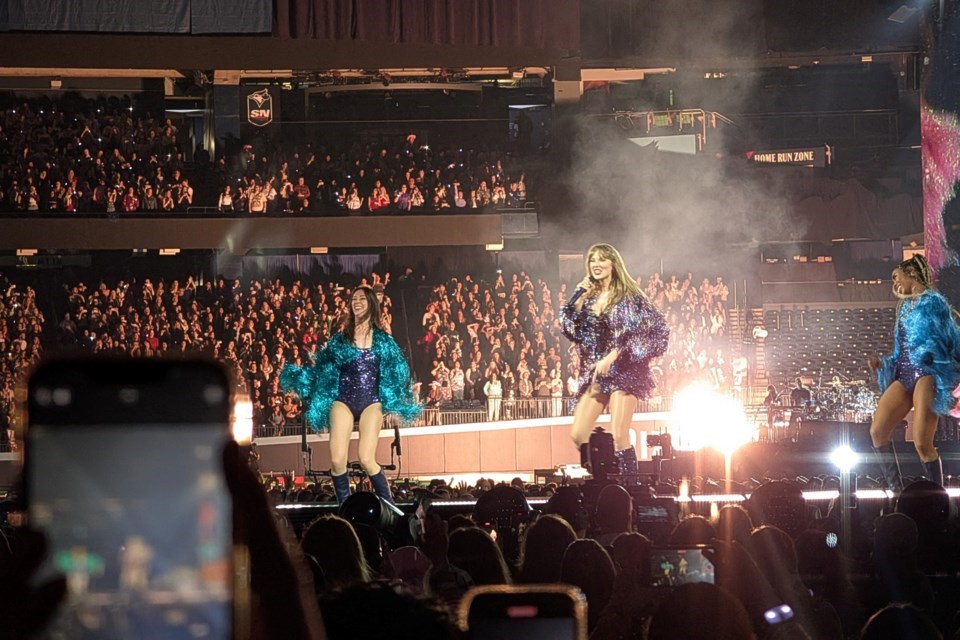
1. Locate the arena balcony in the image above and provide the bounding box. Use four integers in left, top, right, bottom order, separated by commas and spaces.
0, 204, 538, 253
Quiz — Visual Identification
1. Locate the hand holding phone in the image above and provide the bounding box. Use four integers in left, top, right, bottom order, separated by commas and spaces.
0, 527, 67, 639
25, 358, 235, 638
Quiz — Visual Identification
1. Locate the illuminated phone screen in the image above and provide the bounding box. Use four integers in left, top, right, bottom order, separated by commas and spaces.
27, 422, 231, 639
650, 547, 715, 587
466, 590, 583, 640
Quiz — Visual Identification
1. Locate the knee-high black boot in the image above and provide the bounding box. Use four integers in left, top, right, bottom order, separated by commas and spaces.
617, 447, 639, 486
331, 472, 351, 506
368, 470, 395, 505
922, 456, 944, 487
873, 443, 902, 492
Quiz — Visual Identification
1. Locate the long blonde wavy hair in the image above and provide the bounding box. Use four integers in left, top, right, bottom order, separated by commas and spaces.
579, 243, 645, 312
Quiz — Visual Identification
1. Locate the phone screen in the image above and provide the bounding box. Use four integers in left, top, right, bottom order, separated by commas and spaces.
465, 588, 584, 640
26, 359, 232, 639
650, 546, 715, 587
635, 504, 671, 522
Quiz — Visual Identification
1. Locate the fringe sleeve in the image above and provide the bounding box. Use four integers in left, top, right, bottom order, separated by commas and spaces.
903, 291, 960, 414
612, 295, 670, 362
279, 334, 346, 432
374, 329, 422, 424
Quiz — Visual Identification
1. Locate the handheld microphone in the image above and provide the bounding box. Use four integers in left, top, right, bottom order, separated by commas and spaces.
568, 289, 586, 306
393, 421, 402, 457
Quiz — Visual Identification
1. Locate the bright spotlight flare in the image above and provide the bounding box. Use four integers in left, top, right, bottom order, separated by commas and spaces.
670, 382, 753, 455
830, 445, 859, 473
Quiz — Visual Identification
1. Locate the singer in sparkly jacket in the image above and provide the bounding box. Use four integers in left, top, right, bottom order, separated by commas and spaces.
281, 285, 420, 506
561, 244, 669, 466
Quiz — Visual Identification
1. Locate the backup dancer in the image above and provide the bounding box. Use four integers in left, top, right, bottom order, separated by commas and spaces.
869, 255, 960, 489
281, 286, 420, 505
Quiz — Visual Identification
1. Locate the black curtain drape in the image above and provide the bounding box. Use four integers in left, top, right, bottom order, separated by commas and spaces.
2, 0, 271, 33
273, 0, 579, 50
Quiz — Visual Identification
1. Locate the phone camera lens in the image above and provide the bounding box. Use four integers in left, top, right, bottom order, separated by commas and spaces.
35, 387, 52, 406
52, 388, 72, 406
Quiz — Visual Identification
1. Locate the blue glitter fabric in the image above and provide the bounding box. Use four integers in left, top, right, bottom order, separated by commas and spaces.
280, 328, 421, 432
561, 287, 669, 400
894, 323, 926, 393
336, 348, 381, 417
877, 290, 960, 414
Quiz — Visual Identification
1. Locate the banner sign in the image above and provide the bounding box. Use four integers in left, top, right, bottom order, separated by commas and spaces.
746, 145, 832, 167
245, 88, 274, 127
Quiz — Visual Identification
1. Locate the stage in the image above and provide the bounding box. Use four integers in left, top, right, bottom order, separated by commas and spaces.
250, 411, 960, 483
3, 412, 957, 491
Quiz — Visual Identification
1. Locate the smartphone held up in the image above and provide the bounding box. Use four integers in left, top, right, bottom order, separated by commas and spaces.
24, 357, 237, 639
461, 584, 587, 640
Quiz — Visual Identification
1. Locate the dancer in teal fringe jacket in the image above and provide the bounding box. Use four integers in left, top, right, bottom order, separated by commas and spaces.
281, 285, 420, 505
869, 254, 960, 490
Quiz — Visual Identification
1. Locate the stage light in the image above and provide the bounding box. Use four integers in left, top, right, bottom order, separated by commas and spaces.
670, 382, 752, 455
829, 445, 858, 472
232, 395, 253, 444
340, 492, 403, 533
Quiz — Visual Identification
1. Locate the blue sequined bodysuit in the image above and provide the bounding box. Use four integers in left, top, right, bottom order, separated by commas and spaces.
336, 348, 381, 417
895, 320, 929, 393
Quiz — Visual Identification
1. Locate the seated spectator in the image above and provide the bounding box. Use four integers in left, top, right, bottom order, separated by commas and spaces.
345, 187, 362, 211
294, 177, 310, 212
715, 504, 754, 547
751, 525, 843, 640
647, 583, 755, 640
395, 184, 412, 211
593, 484, 633, 546
142, 185, 158, 211
746, 480, 808, 539
300, 514, 373, 592
871, 512, 934, 613
319, 582, 459, 640
544, 486, 589, 538
560, 539, 616, 632
160, 188, 175, 211
217, 185, 234, 212
176, 178, 193, 209
516, 514, 577, 584
859, 603, 942, 640
121, 186, 139, 212
669, 515, 716, 546
446, 526, 511, 587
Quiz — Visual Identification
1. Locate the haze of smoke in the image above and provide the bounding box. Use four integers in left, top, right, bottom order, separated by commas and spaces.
553, 113, 808, 276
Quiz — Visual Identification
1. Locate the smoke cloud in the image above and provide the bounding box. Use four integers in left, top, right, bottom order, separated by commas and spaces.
550, 114, 807, 276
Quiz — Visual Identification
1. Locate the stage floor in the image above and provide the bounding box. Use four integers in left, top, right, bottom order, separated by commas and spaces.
251, 412, 960, 483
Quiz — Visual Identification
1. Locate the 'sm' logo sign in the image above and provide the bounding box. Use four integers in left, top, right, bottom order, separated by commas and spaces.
247, 89, 273, 127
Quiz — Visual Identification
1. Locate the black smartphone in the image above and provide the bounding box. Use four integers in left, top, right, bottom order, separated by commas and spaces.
24, 358, 235, 639
462, 585, 587, 640
650, 545, 716, 588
